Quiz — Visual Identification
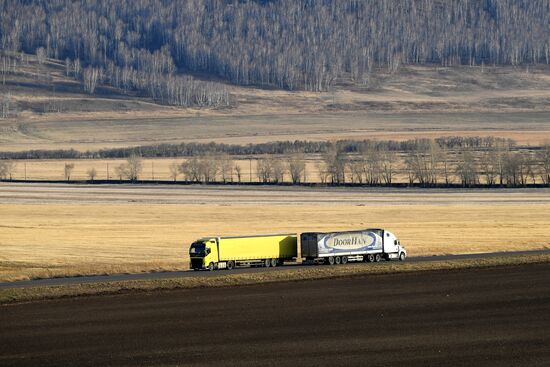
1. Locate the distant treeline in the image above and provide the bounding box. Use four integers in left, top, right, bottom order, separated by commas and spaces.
0, 136, 519, 160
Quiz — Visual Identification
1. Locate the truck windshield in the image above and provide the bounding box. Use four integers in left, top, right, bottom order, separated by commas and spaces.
189, 242, 206, 256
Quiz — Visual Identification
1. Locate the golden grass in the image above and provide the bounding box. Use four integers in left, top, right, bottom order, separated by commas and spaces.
2, 253, 550, 305
1, 201, 549, 282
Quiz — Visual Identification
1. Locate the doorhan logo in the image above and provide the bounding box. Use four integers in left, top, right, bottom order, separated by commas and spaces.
324, 232, 377, 250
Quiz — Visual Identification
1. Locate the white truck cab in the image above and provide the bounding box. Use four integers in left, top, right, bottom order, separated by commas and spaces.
382, 230, 407, 261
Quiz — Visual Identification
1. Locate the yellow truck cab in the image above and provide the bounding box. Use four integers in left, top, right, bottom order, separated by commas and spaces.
189, 238, 219, 271
189, 234, 298, 271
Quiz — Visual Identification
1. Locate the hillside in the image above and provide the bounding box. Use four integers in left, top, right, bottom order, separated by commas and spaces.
0, 50, 549, 151
1, 0, 549, 151
1, 0, 548, 98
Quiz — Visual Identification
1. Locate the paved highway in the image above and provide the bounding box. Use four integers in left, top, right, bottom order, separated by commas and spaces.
1, 249, 549, 289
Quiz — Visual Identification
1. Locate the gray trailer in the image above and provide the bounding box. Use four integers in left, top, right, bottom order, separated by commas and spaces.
301, 228, 406, 265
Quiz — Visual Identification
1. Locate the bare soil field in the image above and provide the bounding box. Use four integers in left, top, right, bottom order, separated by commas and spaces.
1, 61, 550, 151
1, 263, 550, 366
0, 183, 549, 282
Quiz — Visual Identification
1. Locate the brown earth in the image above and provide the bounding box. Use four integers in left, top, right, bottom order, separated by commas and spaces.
1, 262, 550, 366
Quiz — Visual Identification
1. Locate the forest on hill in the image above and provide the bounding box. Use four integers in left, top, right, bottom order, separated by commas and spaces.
1, 0, 549, 106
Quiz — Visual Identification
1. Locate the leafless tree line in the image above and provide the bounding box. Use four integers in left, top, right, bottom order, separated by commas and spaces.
4, 143, 550, 187
174, 153, 307, 184
65, 58, 230, 107
1, 1, 547, 93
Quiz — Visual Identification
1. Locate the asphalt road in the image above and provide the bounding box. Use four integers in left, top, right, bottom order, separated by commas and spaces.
1, 249, 549, 289
1, 262, 550, 366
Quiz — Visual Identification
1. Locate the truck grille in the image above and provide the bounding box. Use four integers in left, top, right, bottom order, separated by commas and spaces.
190, 258, 203, 269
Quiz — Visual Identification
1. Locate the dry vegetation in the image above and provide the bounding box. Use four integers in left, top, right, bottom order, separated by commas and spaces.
2, 253, 550, 305
1, 183, 549, 282
1, 54, 550, 152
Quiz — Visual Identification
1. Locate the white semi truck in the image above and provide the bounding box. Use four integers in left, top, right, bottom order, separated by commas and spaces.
300, 228, 406, 265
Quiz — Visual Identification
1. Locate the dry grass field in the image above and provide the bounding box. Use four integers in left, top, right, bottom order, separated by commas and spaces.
1, 183, 549, 282
1, 57, 549, 284
1, 57, 550, 152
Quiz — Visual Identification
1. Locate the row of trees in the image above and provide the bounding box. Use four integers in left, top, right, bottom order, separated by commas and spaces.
174, 144, 550, 187
8, 143, 544, 187
144, 144, 550, 187
1, 0, 548, 92
0, 137, 518, 160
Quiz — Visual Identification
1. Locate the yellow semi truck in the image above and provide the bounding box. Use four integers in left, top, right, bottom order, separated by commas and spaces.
189, 234, 298, 271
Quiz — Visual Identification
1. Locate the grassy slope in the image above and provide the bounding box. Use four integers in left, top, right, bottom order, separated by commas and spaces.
0, 53, 549, 151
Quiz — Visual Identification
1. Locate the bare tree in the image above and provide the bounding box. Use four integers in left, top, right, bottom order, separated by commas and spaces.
348, 157, 364, 184
455, 149, 478, 187
316, 160, 330, 184
364, 148, 381, 185
0, 160, 16, 180
234, 163, 242, 183
2, 93, 12, 119
480, 149, 498, 186
179, 157, 201, 182
257, 156, 274, 183
198, 155, 218, 183
538, 143, 550, 186
64, 163, 75, 181
323, 148, 347, 184
87, 167, 97, 182
286, 153, 306, 184
218, 154, 233, 183
36, 47, 46, 65
440, 147, 453, 186
271, 158, 285, 183
117, 154, 143, 181
83, 66, 100, 94
380, 149, 397, 186
169, 162, 179, 182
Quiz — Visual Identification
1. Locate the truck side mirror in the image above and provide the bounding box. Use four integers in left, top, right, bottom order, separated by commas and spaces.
394, 240, 398, 245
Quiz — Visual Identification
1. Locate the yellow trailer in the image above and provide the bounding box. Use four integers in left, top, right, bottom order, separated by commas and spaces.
189, 234, 298, 271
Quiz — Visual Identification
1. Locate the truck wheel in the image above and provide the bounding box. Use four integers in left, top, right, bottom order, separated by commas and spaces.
328, 256, 335, 265
208, 262, 215, 271
335, 256, 342, 265
270, 258, 278, 267
264, 259, 271, 267
399, 252, 406, 261
341, 256, 348, 264
374, 254, 381, 262
227, 260, 235, 270
366, 254, 374, 263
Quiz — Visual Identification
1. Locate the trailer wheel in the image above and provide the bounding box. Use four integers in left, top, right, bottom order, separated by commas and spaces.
264, 259, 271, 267
399, 252, 406, 261
366, 254, 375, 263
227, 260, 235, 270
270, 258, 278, 267
374, 254, 381, 262
208, 262, 215, 271
341, 256, 348, 264
328, 256, 335, 265
335, 256, 342, 265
